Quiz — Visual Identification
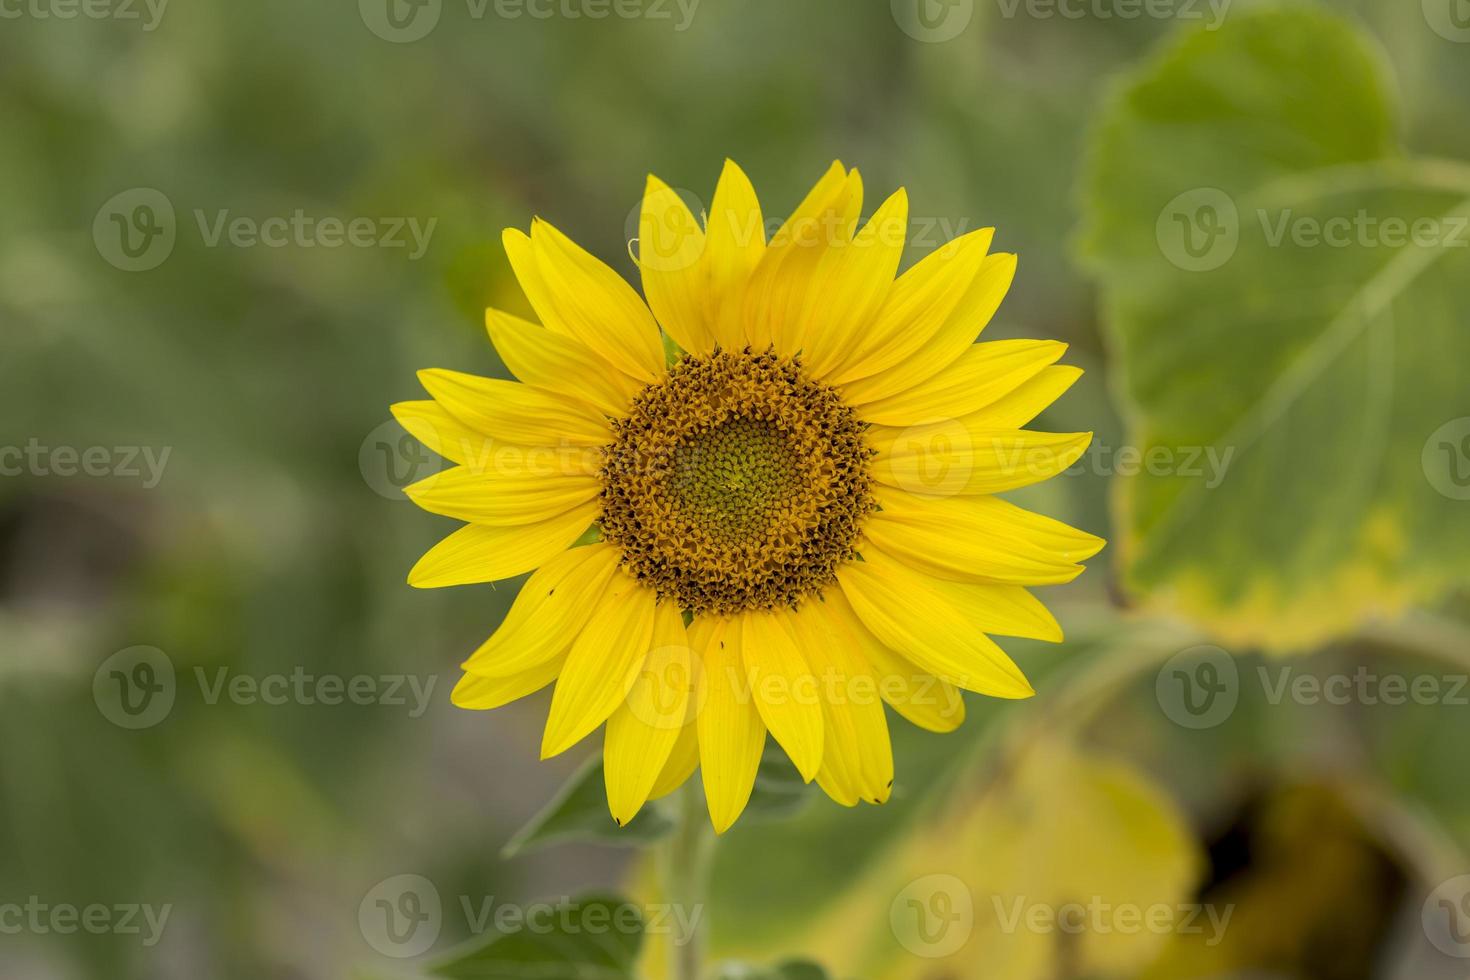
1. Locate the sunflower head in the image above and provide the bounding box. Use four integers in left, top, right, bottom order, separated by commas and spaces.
599, 346, 875, 617
394, 160, 1103, 832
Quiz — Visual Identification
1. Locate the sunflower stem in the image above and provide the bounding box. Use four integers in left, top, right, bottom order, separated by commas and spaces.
660, 781, 713, 980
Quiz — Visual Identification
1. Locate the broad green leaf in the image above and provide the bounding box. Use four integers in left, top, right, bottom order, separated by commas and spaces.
430, 894, 644, 980
740, 743, 817, 824
502, 757, 673, 858
1079, 6, 1470, 649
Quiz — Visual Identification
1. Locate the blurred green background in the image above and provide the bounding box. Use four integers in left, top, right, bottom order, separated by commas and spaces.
4, 0, 1470, 977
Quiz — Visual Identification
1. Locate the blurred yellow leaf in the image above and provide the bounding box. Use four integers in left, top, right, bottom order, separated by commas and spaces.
791, 738, 1203, 980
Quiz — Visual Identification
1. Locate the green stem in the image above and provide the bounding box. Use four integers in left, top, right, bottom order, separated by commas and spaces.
660, 781, 713, 980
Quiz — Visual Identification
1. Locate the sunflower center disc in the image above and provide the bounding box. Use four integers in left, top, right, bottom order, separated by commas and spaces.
599, 348, 874, 616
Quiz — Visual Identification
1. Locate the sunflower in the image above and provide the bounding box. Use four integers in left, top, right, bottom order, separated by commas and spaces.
393, 161, 1103, 833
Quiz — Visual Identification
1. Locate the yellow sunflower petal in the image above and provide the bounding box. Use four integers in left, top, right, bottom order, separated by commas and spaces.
418, 369, 612, 447
740, 610, 823, 783
603, 601, 693, 825
390, 400, 488, 466
839, 251, 1018, 403
869, 427, 1092, 495
823, 589, 967, 733
648, 721, 700, 801
826, 227, 993, 385
865, 486, 1104, 586
704, 159, 767, 351
788, 603, 893, 806
799, 188, 909, 380
530, 219, 665, 381
851, 339, 1067, 424
743, 161, 863, 351
975, 364, 1084, 429
639, 175, 714, 355
837, 549, 1034, 699
695, 617, 767, 834
541, 569, 659, 759
927, 574, 1065, 643
407, 503, 598, 588
452, 655, 564, 710
403, 463, 599, 526
501, 226, 567, 333
485, 308, 643, 417
504, 225, 663, 383
460, 543, 621, 677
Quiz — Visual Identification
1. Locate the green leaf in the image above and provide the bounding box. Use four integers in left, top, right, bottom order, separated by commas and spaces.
502, 757, 673, 858
430, 894, 644, 980
1079, 6, 1470, 649
740, 743, 816, 824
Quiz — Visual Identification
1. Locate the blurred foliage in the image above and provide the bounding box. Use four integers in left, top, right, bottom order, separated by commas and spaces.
1079, 5, 1470, 650
3, 1, 1470, 979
